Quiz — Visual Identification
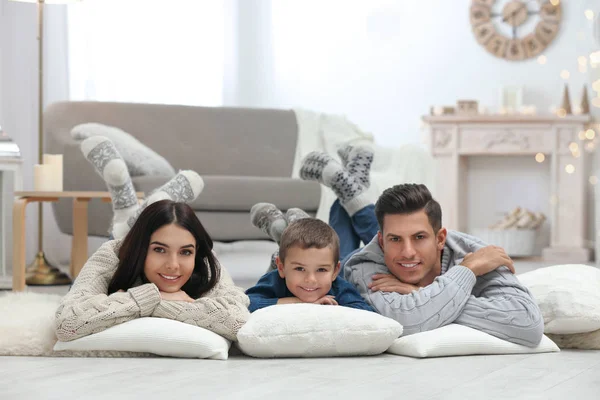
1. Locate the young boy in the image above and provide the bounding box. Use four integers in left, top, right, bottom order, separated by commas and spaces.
245, 218, 374, 312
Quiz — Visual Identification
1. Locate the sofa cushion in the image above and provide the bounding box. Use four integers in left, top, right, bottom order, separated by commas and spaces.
132, 175, 321, 212
71, 123, 176, 177
46, 102, 299, 177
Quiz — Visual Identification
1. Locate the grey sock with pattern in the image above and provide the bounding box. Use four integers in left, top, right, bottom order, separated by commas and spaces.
300, 151, 372, 216
285, 208, 311, 224
81, 136, 140, 237
267, 250, 279, 273
124, 171, 204, 238
251, 203, 288, 243
337, 145, 353, 168
337, 144, 374, 188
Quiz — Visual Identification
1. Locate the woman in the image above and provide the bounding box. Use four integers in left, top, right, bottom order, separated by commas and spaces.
55, 137, 249, 342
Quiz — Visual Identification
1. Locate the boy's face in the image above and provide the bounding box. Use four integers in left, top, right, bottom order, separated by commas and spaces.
276, 246, 340, 303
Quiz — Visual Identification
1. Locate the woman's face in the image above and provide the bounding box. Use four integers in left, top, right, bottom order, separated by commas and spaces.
144, 223, 197, 293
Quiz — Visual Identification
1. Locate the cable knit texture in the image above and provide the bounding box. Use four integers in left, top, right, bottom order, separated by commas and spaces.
343, 230, 544, 347
55, 240, 250, 342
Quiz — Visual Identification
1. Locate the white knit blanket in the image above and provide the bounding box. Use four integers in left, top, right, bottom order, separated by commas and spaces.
292, 109, 435, 222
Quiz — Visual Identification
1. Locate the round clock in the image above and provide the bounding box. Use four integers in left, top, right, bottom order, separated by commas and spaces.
470, 0, 562, 61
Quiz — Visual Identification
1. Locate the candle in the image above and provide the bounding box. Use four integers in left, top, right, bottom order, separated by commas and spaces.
34, 164, 53, 192
43, 154, 63, 191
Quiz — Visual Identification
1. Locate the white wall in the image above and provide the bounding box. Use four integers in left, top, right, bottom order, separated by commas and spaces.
0, 0, 71, 270
228, 0, 600, 254
237, 0, 600, 146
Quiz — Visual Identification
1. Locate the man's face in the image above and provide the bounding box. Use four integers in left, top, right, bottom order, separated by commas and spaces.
378, 210, 446, 286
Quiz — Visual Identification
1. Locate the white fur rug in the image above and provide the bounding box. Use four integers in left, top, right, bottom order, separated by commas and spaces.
0, 292, 153, 357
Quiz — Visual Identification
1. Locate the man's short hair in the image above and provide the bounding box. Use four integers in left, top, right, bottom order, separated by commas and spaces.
375, 184, 442, 232
279, 218, 340, 265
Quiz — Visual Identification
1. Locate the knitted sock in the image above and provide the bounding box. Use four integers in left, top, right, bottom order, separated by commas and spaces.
285, 208, 311, 224
267, 250, 279, 273
338, 144, 374, 188
251, 203, 287, 243
299, 151, 371, 216
81, 136, 139, 236
337, 145, 352, 168
122, 171, 204, 239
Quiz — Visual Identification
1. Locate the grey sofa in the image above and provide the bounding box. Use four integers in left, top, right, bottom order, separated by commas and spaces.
45, 101, 321, 241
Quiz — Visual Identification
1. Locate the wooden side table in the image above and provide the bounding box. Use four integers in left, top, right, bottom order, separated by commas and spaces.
12, 191, 144, 291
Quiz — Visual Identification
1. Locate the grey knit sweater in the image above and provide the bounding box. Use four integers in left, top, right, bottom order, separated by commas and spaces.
55, 240, 250, 342
343, 230, 544, 347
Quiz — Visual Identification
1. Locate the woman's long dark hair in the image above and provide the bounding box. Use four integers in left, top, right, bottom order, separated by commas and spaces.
107, 200, 220, 298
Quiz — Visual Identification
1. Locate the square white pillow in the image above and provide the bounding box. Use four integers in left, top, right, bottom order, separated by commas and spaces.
517, 264, 600, 334
386, 324, 559, 358
71, 123, 176, 177
54, 317, 231, 360
237, 304, 403, 358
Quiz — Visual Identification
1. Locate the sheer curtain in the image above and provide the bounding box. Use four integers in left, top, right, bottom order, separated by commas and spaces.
67, 0, 225, 106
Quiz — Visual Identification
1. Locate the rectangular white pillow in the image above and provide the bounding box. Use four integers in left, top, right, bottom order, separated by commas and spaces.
386, 324, 559, 358
518, 264, 600, 334
237, 304, 403, 358
54, 317, 231, 360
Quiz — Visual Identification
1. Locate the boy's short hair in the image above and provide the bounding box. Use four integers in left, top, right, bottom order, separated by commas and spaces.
279, 218, 340, 265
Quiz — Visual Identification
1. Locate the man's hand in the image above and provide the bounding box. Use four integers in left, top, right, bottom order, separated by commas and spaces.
313, 295, 338, 305
369, 274, 419, 294
160, 290, 195, 303
460, 245, 515, 276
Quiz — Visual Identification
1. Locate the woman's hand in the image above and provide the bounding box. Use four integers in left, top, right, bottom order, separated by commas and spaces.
160, 290, 194, 303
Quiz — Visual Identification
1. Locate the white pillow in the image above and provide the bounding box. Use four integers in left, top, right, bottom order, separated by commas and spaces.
54, 317, 231, 360
237, 304, 403, 358
72, 123, 176, 177
386, 324, 559, 358
518, 264, 600, 334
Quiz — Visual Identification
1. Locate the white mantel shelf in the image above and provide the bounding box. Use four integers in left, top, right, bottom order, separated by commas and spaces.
423, 114, 591, 124
423, 114, 592, 263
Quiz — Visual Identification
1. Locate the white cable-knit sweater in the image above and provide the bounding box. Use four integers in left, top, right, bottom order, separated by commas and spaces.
55, 240, 250, 342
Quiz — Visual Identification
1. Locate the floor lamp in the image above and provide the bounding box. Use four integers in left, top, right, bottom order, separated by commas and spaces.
10, 0, 80, 285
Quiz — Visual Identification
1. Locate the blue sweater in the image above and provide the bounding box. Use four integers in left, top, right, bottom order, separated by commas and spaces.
246, 270, 374, 313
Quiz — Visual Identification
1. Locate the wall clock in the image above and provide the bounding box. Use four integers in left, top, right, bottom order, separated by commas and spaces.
470, 0, 562, 61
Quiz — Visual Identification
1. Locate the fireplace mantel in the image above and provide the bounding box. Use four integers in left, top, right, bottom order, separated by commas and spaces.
424, 114, 592, 262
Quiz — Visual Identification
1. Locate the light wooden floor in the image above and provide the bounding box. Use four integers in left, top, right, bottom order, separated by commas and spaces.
2, 350, 600, 400
2, 258, 599, 399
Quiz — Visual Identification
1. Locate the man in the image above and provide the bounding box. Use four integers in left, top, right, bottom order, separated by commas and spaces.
342, 183, 544, 347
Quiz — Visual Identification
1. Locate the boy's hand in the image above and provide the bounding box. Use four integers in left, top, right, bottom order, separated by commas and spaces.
160, 290, 194, 303
369, 274, 419, 294
313, 295, 338, 306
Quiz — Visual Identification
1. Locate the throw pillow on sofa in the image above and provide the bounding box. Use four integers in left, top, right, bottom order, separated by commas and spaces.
386, 324, 559, 358
518, 264, 600, 334
236, 304, 403, 358
71, 123, 176, 177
